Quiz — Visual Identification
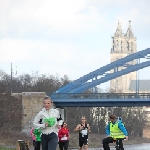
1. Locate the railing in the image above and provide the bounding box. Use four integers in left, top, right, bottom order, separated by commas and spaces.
50, 93, 150, 99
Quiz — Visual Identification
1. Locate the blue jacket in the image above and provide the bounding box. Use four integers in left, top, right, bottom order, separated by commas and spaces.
106, 120, 128, 136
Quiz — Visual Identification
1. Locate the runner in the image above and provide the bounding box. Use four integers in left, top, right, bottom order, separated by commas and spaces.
74, 116, 91, 150
33, 96, 62, 150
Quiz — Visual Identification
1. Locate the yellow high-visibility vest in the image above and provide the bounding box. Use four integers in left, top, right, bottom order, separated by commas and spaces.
110, 122, 125, 138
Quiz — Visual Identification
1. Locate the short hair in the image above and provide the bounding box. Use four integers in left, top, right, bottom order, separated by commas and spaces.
81, 116, 86, 119
43, 96, 53, 102
109, 114, 116, 120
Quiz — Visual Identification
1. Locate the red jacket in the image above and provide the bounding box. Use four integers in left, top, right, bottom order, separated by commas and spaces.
58, 127, 69, 142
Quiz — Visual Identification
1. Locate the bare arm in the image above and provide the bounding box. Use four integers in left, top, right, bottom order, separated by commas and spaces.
87, 124, 91, 132
74, 124, 81, 132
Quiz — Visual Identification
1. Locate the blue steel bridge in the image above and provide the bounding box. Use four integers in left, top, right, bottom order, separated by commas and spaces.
47, 48, 150, 107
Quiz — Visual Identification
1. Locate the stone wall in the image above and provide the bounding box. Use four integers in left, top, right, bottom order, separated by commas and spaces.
22, 92, 46, 130
12, 92, 65, 133
13, 92, 46, 132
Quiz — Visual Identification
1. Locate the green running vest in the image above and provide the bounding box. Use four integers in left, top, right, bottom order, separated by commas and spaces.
110, 122, 125, 138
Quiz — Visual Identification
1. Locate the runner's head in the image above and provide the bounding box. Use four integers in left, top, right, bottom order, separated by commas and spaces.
43, 96, 53, 110
81, 116, 86, 123
62, 121, 67, 128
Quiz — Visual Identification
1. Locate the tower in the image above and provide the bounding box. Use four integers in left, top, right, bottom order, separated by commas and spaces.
110, 21, 137, 92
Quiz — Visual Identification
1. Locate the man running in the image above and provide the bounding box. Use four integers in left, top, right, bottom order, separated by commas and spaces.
74, 116, 91, 150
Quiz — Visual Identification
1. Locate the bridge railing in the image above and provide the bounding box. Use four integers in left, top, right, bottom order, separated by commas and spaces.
50, 93, 150, 99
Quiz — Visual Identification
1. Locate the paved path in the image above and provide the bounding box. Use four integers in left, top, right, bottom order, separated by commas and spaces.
2, 144, 150, 150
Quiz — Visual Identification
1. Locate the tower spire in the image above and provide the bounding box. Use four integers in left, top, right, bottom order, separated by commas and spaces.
125, 20, 134, 38
114, 21, 123, 37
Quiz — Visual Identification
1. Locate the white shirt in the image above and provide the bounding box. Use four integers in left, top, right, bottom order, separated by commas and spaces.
33, 108, 60, 135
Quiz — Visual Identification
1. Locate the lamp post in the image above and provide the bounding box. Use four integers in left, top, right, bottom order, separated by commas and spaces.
10, 63, 18, 93
136, 58, 140, 96
11, 63, 13, 94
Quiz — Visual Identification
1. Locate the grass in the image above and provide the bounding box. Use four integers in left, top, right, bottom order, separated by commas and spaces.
0, 146, 15, 150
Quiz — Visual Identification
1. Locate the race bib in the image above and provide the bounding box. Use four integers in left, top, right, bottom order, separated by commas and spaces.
81, 129, 87, 135
61, 137, 67, 140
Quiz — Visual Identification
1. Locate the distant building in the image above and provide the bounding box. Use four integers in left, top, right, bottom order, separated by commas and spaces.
110, 21, 137, 92
129, 80, 150, 92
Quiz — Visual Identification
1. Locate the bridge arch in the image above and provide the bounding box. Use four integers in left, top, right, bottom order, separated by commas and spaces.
51, 48, 150, 96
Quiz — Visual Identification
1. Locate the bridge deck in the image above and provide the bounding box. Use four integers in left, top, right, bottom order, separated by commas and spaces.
48, 93, 150, 107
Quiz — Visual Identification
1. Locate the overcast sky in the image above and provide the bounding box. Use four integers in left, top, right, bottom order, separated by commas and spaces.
0, 0, 150, 89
